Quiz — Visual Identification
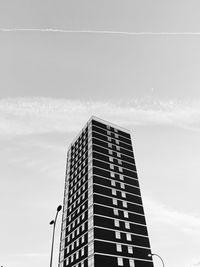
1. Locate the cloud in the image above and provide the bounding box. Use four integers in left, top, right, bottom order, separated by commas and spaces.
0, 97, 200, 135
144, 196, 200, 236
1, 28, 200, 35
21, 253, 47, 258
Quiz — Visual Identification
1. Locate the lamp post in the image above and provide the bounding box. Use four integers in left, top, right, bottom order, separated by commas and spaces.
148, 253, 165, 267
50, 205, 62, 267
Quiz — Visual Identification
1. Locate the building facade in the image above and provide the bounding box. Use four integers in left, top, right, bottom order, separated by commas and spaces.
58, 117, 154, 267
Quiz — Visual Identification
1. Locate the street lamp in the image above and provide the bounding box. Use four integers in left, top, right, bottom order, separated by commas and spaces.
50, 205, 62, 267
148, 253, 165, 267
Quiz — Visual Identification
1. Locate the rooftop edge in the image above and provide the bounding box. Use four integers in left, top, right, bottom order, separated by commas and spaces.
68, 116, 130, 149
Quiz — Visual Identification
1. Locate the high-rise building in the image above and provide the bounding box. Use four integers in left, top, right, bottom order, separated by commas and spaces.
58, 116, 154, 267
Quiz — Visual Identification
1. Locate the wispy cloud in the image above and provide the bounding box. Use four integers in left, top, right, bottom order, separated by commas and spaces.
194, 262, 200, 266
144, 197, 200, 237
1, 28, 200, 35
0, 97, 200, 135
21, 252, 48, 258
142, 196, 200, 267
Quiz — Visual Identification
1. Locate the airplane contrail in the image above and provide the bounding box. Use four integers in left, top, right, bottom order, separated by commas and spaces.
1, 28, 200, 35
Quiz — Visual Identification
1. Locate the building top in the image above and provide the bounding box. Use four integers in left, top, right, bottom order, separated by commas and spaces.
89, 116, 130, 133
69, 116, 130, 148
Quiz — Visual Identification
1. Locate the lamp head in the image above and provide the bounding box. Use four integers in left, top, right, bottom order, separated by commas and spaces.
57, 205, 62, 212
50, 220, 55, 225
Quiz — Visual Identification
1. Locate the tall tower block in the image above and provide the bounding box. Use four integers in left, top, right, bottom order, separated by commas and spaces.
59, 116, 154, 267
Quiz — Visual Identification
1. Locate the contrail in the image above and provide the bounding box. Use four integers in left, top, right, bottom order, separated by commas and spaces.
1, 28, 200, 35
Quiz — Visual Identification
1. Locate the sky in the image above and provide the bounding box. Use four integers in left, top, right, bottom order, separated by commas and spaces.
0, 1, 200, 267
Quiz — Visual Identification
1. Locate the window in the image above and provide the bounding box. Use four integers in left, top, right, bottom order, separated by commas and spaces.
81, 235, 85, 243
126, 233, 131, 241
111, 172, 115, 178
112, 189, 117, 196
118, 159, 122, 165
116, 140, 119, 145
113, 198, 117, 205
76, 251, 79, 259
81, 247, 84, 256
117, 152, 121, 158
125, 222, 130, 229
119, 174, 124, 181
129, 259, 135, 267
114, 208, 119, 216
124, 211, 128, 218
116, 146, 120, 151
117, 257, 123, 266
114, 219, 120, 227
111, 180, 116, 187
116, 244, 122, 252
72, 231, 75, 239
121, 183, 125, 189
110, 164, 114, 170
115, 231, 121, 239
109, 156, 114, 162
121, 192, 126, 198
76, 239, 79, 247
107, 131, 111, 136
128, 246, 133, 254
109, 149, 113, 155
122, 201, 127, 208
77, 227, 80, 235
119, 167, 123, 172
108, 136, 111, 142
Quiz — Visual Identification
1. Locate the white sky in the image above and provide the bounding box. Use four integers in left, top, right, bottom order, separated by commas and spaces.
0, 1, 200, 267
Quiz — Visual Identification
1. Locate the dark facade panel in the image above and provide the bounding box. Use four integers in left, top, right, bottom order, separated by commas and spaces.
94, 254, 119, 267
94, 215, 148, 236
